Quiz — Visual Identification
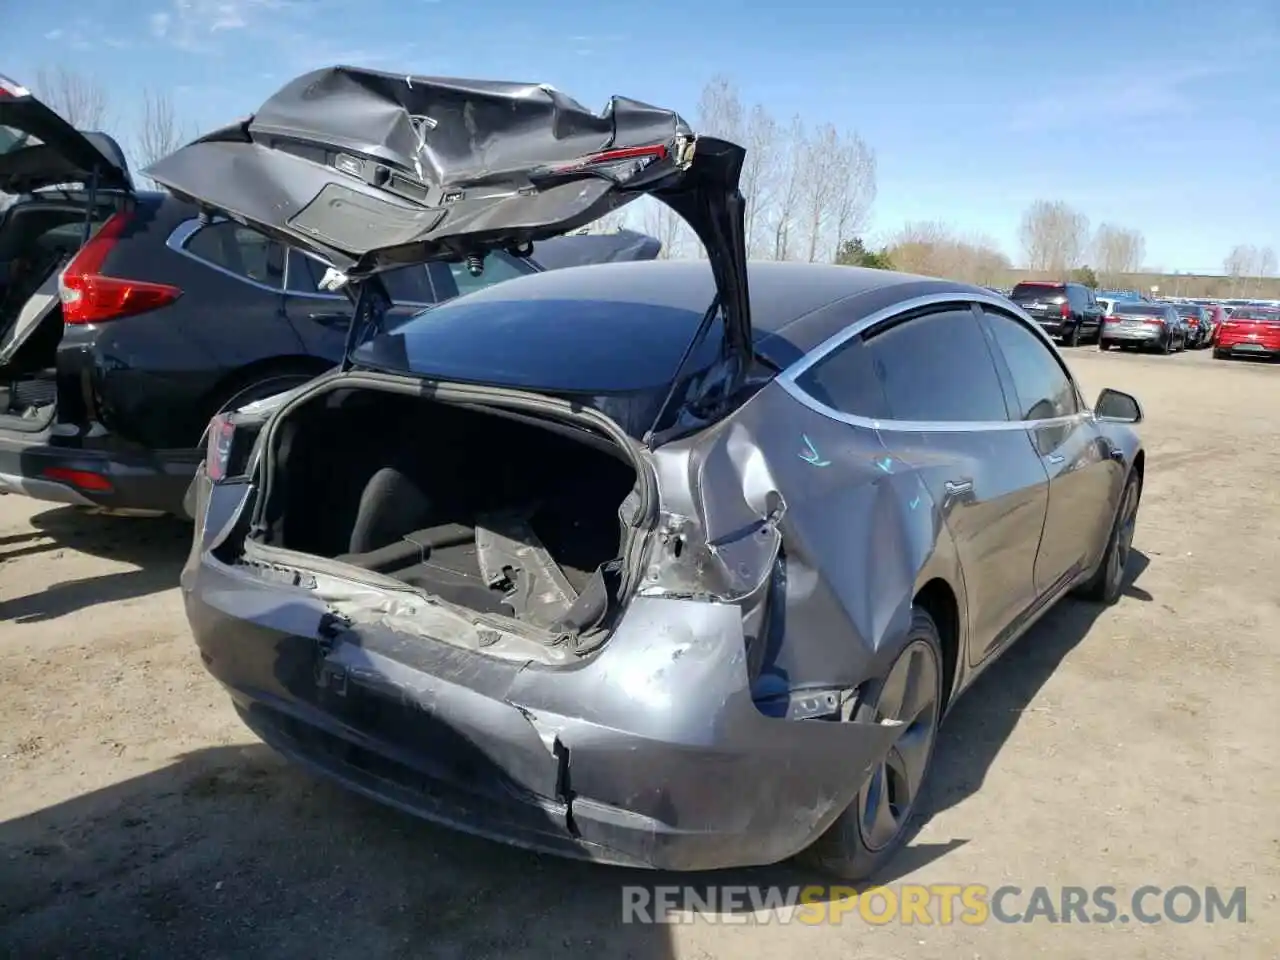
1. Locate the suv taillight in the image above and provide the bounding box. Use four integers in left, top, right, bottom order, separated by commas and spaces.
59, 211, 183, 324
1060, 302, 1070, 318
205, 414, 236, 482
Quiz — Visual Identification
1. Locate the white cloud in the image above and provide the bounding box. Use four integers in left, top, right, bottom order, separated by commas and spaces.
150, 11, 171, 38
44, 28, 64, 40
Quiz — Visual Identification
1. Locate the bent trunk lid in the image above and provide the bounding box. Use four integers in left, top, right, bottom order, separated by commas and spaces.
144, 67, 752, 377
0, 74, 132, 193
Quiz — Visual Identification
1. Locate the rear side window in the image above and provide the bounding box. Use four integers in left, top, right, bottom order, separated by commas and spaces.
183, 221, 284, 289
793, 334, 890, 419
982, 310, 1080, 420
864, 308, 1009, 422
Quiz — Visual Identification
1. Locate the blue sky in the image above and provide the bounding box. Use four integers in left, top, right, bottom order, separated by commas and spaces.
4, 0, 1278, 272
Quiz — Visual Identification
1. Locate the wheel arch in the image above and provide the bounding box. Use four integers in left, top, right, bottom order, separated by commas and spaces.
200, 354, 334, 425
914, 577, 961, 709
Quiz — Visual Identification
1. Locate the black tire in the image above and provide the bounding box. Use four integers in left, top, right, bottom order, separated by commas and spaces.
1213, 349, 1228, 360
1077, 471, 1141, 604
1099, 339, 1112, 351
1160, 333, 1172, 355
1066, 322, 1081, 348
801, 608, 944, 881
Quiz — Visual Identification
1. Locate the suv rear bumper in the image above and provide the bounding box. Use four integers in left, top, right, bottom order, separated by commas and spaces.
0, 430, 200, 516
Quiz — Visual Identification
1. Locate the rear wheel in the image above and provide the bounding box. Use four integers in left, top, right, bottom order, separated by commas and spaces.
1066, 323, 1081, 348
1099, 339, 1112, 351
801, 608, 943, 880
1078, 471, 1141, 604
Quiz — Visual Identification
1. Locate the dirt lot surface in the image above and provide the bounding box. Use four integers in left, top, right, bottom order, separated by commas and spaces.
2, 347, 1277, 959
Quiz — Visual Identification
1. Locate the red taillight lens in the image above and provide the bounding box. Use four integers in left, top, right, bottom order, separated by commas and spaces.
59, 211, 183, 324
1104, 315, 1118, 323
205, 414, 236, 482
41, 466, 113, 492
1060, 302, 1070, 318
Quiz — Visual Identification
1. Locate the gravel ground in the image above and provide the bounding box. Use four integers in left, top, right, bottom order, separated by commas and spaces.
1, 347, 1277, 959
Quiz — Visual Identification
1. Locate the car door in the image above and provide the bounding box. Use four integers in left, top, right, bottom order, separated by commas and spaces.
1082, 287, 1104, 337
979, 306, 1120, 597
848, 304, 1051, 661
282, 251, 438, 362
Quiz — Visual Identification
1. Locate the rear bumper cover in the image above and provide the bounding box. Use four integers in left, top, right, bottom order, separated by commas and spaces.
0, 430, 199, 514
184, 552, 903, 871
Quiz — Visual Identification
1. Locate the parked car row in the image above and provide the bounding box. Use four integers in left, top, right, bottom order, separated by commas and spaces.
3, 64, 1151, 887
1000, 280, 1279, 360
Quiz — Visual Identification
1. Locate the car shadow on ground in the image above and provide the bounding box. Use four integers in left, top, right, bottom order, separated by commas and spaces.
0, 507, 190, 623
0, 742, 681, 960
925, 550, 1153, 823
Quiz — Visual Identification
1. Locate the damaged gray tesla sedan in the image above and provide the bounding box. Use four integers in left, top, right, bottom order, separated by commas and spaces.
157, 66, 1147, 880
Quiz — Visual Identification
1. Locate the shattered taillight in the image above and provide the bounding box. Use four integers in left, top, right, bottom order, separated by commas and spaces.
205, 414, 236, 482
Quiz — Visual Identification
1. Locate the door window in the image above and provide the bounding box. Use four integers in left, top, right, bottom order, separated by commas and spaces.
182, 221, 284, 289
982, 310, 1081, 420
864, 308, 1010, 422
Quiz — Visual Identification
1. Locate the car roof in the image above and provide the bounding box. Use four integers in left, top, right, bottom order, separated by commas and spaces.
357, 259, 985, 394
429, 258, 981, 357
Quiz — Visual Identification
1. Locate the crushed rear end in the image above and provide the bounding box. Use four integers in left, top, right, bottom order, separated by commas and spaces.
184, 370, 903, 870
171, 66, 903, 870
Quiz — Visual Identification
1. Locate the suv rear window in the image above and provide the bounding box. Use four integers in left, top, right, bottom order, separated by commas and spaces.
1229, 308, 1280, 322
1114, 304, 1167, 317
1010, 283, 1065, 301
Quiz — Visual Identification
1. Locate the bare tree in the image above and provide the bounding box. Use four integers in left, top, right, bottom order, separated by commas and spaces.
695, 74, 744, 144
31, 66, 110, 129
134, 88, 189, 180
741, 104, 780, 259
1223, 244, 1257, 297
884, 221, 1011, 285
1092, 223, 1146, 287
798, 124, 841, 262
640, 197, 687, 259
1019, 200, 1090, 274
831, 131, 876, 257
770, 116, 807, 261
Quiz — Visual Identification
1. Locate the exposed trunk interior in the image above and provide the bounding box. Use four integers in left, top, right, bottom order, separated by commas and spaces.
257, 386, 641, 637
0, 197, 108, 423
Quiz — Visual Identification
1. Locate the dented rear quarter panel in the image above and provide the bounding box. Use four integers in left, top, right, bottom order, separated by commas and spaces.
644, 381, 968, 703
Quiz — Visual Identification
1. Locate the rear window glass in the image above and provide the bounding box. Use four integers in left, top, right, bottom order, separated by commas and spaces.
1229, 308, 1280, 321
1114, 304, 1167, 317
1010, 283, 1065, 301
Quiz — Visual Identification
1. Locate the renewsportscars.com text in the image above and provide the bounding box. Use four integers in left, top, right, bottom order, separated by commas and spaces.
621, 884, 1248, 926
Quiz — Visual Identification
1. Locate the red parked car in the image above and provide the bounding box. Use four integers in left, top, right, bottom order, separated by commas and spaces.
1214, 307, 1280, 360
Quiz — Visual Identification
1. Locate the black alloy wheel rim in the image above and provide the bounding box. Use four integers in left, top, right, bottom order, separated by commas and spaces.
1109, 480, 1139, 593
856, 639, 941, 853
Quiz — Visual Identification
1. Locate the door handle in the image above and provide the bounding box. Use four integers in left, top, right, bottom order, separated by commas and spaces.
943, 479, 973, 494
1047, 454, 1066, 465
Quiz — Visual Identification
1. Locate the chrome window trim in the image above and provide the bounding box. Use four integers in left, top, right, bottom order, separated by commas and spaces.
165, 217, 285, 294
776, 289, 1091, 434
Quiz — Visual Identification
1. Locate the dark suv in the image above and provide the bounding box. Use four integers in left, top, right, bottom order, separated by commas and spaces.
1008, 281, 1105, 346
0, 76, 543, 516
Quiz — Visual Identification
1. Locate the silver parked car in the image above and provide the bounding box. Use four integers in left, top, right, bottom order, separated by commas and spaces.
157, 66, 1148, 881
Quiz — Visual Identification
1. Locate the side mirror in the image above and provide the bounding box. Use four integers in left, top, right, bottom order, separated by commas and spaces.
1095, 388, 1142, 424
